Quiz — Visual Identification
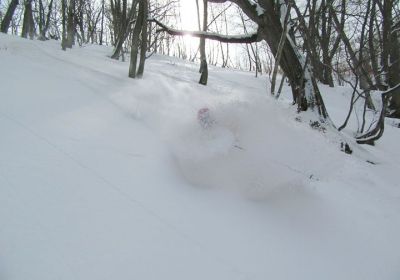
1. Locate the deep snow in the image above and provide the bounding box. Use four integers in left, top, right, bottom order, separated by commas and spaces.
0, 34, 399, 280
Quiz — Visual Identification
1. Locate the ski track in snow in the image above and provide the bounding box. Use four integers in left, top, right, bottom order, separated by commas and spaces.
1, 34, 400, 280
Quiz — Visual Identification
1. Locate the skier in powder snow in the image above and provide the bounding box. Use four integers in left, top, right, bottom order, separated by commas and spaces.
197, 107, 214, 129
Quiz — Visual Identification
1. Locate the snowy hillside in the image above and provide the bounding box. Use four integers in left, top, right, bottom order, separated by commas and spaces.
1, 34, 399, 280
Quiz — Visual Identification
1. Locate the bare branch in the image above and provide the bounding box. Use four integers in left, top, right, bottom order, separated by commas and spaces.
149, 18, 261, 44
356, 83, 400, 144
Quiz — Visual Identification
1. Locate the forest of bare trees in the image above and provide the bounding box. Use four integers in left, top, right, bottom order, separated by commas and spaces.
1, 0, 399, 145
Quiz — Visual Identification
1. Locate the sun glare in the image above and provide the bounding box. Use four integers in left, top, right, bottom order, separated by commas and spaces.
179, 0, 199, 31
178, 0, 202, 55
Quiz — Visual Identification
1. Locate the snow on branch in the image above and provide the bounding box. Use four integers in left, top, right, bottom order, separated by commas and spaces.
246, 0, 265, 16
149, 18, 261, 44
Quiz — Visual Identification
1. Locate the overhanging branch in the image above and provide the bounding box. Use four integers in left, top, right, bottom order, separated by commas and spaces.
356, 83, 400, 144
149, 18, 261, 44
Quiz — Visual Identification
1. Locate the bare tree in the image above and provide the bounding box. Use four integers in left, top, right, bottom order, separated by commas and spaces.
21, 0, 35, 39
152, 0, 330, 120
136, 0, 148, 77
357, 84, 400, 144
63, 0, 76, 48
111, 0, 138, 59
37, 0, 54, 40
381, 0, 400, 117
1, 0, 19, 33
199, 0, 208, 85
99, 0, 105, 44
270, 2, 290, 96
128, 0, 147, 78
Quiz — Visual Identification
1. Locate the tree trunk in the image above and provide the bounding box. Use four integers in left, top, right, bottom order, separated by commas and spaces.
99, 0, 105, 45
368, 1, 384, 89
381, 0, 392, 87
386, 20, 400, 117
199, 0, 208, 85
307, 0, 324, 83
38, 0, 53, 40
21, 0, 35, 39
77, 0, 84, 44
357, 84, 400, 144
110, 0, 127, 58
1, 0, 19, 33
271, 3, 290, 96
61, 0, 67, 50
128, 0, 144, 78
137, 0, 148, 77
319, 0, 334, 87
381, 0, 400, 118
38, 0, 45, 37
259, 1, 327, 117
111, 0, 137, 60
66, 0, 75, 48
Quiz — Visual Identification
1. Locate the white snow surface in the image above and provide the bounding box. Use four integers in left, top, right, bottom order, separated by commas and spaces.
1, 34, 400, 280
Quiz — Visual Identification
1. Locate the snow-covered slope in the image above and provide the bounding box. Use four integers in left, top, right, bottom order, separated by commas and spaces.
1, 34, 399, 280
